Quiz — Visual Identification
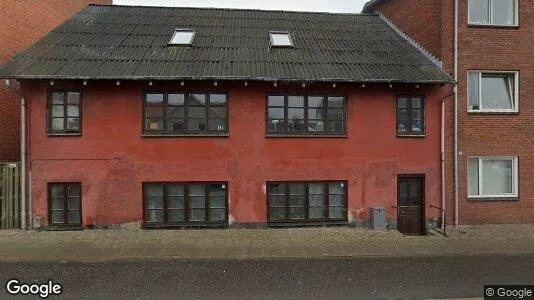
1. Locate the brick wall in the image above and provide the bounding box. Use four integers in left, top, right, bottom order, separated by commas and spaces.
0, 0, 111, 162
368, 0, 534, 224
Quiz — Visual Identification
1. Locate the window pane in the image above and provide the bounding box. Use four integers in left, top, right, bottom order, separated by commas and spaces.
67, 92, 80, 104
412, 98, 422, 109
209, 208, 226, 221
269, 208, 286, 220
51, 118, 64, 131
168, 119, 185, 131
481, 75, 514, 110
210, 94, 227, 105
146, 93, 163, 104
289, 184, 305, 207
308, 120, 325, 132
307, 108, 324, 119
327, 96, 344, 108
268, 119, 285, 133
146, 119, 164, 131
208, 184, 225, 197
168, 107, 184, 119
270, 183, 286, 194
468, 158, 479, 196
68, 197, 79, 210
52, 105, 64, 117
308, 96, 324, 108
51, 211, 64, 224
482, 159, 514, 195
290, 207, 306, 219
329, 207, 345, 219
168, 196, 185, 209
146, 210, 164, 223
189, 209, 206, 221
168, 209, 184, 222
399, 181, 409, 206
268, 96, 284, 106
170, 30, 195, 44
469, 0, 489, 23
188, 106, 206, 118
397, 108, 408, 133
269, 194, 286, 207
288, 96, 304, 107
492, 0, 515, 25
309, 207, 326, 219
209, 119, 227, 131
68, 211, 80, 224
168, 94, 185, 105
52, 92, 65, 104
66, 118, 80, 131
146, 184, 163, 196
268, 107, 284, 119
270, 33, 292, 46
67, 105, 79, 117
329, 182, 345, 195
208, 106, 226, 119
288, 112, 305, 133
288, 108, 304, 120
409, 181, 421, 206
397, 98, 407, 109
50, 185, 64, 198
188, 94, 206, 106
210, 197, 226, 209
67, 185, 79, 196
187, 119, 207, 131
468, 72, 480, 110
327, 109, 344, 133
51, 197, 63, 210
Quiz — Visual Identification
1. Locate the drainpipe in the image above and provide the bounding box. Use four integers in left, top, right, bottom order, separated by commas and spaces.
20, 97, 26, 230
441, 97, 445, 231
454, 0, 459, 227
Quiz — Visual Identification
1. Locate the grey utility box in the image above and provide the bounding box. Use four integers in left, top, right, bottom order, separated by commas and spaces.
370, 207, 386, 231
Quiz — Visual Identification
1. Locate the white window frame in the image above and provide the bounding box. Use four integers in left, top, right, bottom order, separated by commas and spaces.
168, 29, 195, 46
468, 0, 519, 26
467, 70, 519, 113
269, 31, 294, 48
467, 156, 518, 199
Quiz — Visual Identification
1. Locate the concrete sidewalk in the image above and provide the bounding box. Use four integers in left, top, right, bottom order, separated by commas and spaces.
0, 225, 533, 261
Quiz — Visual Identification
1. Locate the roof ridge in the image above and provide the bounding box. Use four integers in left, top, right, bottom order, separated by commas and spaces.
377, 12, 443, 68
87, 4, 378, 17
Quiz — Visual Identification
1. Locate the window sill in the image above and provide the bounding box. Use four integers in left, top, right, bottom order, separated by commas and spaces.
265, 134, 347, 138
397, 134, 426, 138
267, 220, 348, 227
141, 133, 229, 138
468, 23, 519, 29
468, 110, 519, 115
46, 133, 82, 137
142, 222, 228, 229
468, 196, 519, 202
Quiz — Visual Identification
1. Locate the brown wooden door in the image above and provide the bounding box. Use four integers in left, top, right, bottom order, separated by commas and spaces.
397, 176, 425, 235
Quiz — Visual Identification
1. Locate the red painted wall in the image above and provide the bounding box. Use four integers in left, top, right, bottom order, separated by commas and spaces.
0, 0, 111, 162
23, 80, 446, 227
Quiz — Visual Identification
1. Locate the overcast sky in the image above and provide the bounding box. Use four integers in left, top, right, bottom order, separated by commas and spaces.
113, 0, 369, 13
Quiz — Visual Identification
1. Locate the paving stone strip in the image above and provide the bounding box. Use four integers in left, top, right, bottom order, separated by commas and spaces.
0, 226, 533, 261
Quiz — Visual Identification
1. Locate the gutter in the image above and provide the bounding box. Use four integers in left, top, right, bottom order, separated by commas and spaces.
454, 0, 459, 227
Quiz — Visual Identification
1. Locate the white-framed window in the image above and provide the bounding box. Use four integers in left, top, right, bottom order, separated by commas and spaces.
269, 31, 293, 47
468, 157, 518, 198
468, 0, 518, 26
468, 71, 518, 112
168, 29, 195, 45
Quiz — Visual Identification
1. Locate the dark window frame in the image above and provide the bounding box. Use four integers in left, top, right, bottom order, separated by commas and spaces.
142, 91, 229, 136
265, 94, 347, 136
142, 182, 229, 228
266, 181, 348, 223
46, 90, 83, 135
396, 95, 425, 136
47, 182, 83, 229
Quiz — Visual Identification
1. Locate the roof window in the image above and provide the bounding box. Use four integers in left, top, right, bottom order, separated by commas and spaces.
269, 31, 293, 47
169, 29, 195, 45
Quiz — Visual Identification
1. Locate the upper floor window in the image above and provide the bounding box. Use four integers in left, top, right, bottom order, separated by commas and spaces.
169, 29, 195, 45
396, 96, 425, 136
267, 95, 346, 135
47, 91, 82, 134
468, 157, 518, 198
468, 71, 518, 112
468, 0, 518, 26
143, 92, 228, 135
269, 31, 293, 47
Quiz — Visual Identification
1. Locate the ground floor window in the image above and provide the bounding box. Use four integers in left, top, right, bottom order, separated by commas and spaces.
48, 183, 82, 228
468, 157, 518, 198
267, 181, 347, 222
143, 182, 228, 226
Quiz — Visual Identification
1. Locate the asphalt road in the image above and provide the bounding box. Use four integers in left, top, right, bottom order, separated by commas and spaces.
0, 254, 533, 299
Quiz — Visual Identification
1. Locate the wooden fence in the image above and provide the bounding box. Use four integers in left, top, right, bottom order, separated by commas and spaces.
0, 163, 20, 229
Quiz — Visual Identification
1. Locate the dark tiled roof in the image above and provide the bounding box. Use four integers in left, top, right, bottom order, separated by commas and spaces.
0, 4, 452, 83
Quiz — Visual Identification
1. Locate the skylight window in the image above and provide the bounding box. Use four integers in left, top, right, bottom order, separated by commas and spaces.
169, 29, 195, 45
269, 32, 293, 47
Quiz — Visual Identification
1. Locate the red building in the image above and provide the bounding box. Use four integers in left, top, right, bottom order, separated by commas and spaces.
0, 5, 452, 233
364, 0, 534, 225
0, 0, 110, 162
